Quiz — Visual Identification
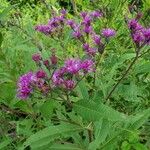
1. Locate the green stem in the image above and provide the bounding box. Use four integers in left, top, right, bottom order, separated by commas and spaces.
105, 51, 139, 101
93, 54, 102, 86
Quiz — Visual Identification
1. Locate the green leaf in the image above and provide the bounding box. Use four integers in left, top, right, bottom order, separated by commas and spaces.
14, 101, 33, 114
0, 138, 11, 150
49, 143, 84, 150
22, 123, 84, 149
0, 32, 3, 47
0, 5, 17, 22
92, 90, 103, 103
88, 119, 110, 150
121, 141, 131, 150
134, 62, 150, 74
133, 143, 148, 150
77, 80, 89, 100
127, 108, 150, 130
40, 100, 56, 119
74, 100, 127, 122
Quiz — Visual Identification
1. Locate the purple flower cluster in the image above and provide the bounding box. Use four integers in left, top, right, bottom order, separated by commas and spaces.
17, 70, 50, 99
52, 58, 95, 89
83, 43, 97, 56
102, 29, 116, 38
17, 10, 117, 100
17, 53, 95, 99
66, 11, 102, 41
35, 10, 116, 57
66, 11, 116, 56
128, 18, 150, 47
35, 9, 66, 35
17, 72, 36, 99
65, 59, 81, 74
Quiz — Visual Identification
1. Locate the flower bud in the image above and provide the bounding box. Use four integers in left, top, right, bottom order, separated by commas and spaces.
50, 55, 58, 65
43, 60, 50, 68
136, 12, 143, 20
32, 53, 42, 62
36, 70, 47, 78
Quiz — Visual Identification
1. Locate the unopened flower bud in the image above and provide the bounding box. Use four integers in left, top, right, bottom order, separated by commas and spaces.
43, 60, 50, 68
136, 12, 143, 20
36, 70, 47, 78
32, 53, 42, 62
50, 55, 58, 65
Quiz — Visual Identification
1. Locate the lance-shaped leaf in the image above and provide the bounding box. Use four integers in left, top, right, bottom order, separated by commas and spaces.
74, 100, 127, 122
22, 123, 84, 149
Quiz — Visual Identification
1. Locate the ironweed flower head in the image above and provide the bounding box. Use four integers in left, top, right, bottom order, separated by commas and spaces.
128, 19, 143, 31
93, 34, 101, 45
80, 12, 88, 18
90, 11, 102, 18
35, 25, 52, 35
83, 43, 97, 56
81, 59, 95, 73
67, 19, 77, 29
64, 58, 81, 74
133, 32, 145, 46
64, 80, 75, 90
143, 28, 150, 44
52, 68, 65, 86
85, 47, 97, 56
102, 28, 116, 38
136, 12, 143, 20
17, 72, 36, 99
128, 17, 150, 46
83, 25, 93, 34
83, 43, 90, 50
82, 15, 91, 26
60, 9, 67, 16
73, 29, 82, 39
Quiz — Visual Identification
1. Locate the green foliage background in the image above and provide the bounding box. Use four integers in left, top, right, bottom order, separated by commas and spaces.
0, 0, 150, 149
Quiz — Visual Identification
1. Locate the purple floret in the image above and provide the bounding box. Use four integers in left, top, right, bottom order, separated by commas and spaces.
64, 80, 75, 90
17, 72, 36, 99
143, 28, 150, 44
90, 11, 102, 18
102, 28, 116, 38
64, 58, 81, 74
133, 32, 145, 45
35, 25, 52, 35
81, 59, 95, 73
93, 34, 101, 45
128, 19, 143, 31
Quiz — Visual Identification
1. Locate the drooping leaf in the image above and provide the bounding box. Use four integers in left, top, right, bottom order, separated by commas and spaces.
127, 108, 150, 130
0, 32, 3, 47
88, 119, 110, 150
22, 123, 84, 149
49, 143, 84, 150
77, 80, 89, 100
40, 100, 56, 119
0, 138, 11, 150
74, 100, 127, 122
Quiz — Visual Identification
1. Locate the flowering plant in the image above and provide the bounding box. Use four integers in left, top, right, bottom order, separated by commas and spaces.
15, 9, 150, 150
17, 10, 116, 100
